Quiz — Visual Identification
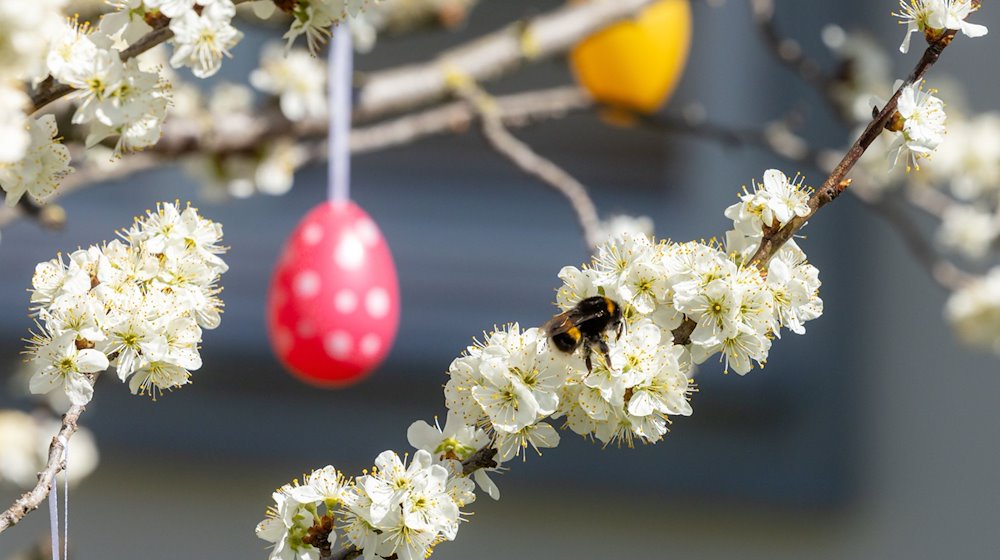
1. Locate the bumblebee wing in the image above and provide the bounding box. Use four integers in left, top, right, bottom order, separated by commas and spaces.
542, 308, 607, 335
542, 311, 576, 336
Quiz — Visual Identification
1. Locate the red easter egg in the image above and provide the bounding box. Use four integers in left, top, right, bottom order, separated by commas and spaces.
267, 201, 400, 386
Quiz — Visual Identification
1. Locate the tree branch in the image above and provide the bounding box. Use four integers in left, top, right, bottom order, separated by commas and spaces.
748, 0, 838, 109
672, 30, 959, 346
353, 0, 654, 121
29, 0, 649, 120
854, 188, 974, 290
746, 31, 955, 267
1, 87, 593, 230
452, 79, 602, 250
745, 0, 982, 287
0, 377, 96, 533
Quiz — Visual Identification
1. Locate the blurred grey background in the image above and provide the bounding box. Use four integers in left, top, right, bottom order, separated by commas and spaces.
2, 0, 1000, 558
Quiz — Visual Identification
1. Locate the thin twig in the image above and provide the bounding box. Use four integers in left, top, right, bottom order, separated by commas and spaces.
639, 108, 977, 292
1, 87, 594, 231
30, 0, 647, 118
452, 78, 602, 250
906, 185, 956, 217
354, 0, 655, 121
0, 377, 96, 533
637, 110, 823, 164
748, 0, 838, 110
673, 30, 959, 345
747, 0, 980, 290
854, 189, 974, 289
746, 31, 956, 266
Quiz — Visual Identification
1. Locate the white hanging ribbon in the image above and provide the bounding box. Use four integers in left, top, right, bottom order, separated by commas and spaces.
328, 25, 353, 203
63, 437, 69, 560
48, 436, 69, 560
47, 466, 59, 560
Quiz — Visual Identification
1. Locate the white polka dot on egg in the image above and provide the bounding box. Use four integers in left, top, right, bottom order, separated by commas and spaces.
365, 287, 390, 319
354, 218, 380, 246
334, 235, 365, 270
359, 333, 381, 357
293, 270, 321, 298
324, 330, 353, 359
334, 289, 358, 314
301, 223, 324, 246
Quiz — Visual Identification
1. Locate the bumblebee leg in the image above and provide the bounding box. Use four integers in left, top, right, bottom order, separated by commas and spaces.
615, 320, 623, 341
582, 339, 593, 372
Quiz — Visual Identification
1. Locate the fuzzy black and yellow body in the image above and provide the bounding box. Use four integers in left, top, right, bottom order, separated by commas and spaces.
543, 296, 623, 371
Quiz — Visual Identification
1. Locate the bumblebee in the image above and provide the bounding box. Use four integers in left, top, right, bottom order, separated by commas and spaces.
543, 296, 623, 372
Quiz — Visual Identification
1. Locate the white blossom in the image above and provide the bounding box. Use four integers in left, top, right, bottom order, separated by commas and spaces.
0, 85, 30, 164
289, 465, 347, 505
250, 42, 327, 122
724, 169, 811, 238
445, 323, 567, 439
0, 0, 66, 82
937, 204, 998, 260
0, 410, 98, 488
886, 80, 947, 171
84, 60, 170, 155
168, 0, 243, 78
284, 0, 375, 54
144, 0, 197, 18
28, 332, 109, 406
928, 113, 1000, 201
256, 140, 309, 195
593, 214, 654, 245
931, 0, 988, 41
0, 115, 72, 207
341, 449, 467, 560
766, 245, 823, 336
407, 411, 489, 463
256, 485, 322, 560
946, 267, 1000, 355
894, 0, 988, 54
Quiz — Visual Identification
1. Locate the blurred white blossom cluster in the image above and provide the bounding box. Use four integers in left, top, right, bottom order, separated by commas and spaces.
0, 409, 98, 489
0, 0, 381, 208
0, 0, 73, 205
259, 169, 824, 559
351, 0, 476, 50
25, 202, 228, 405
823, 7, 998, 355
947, 268, 1000, 355
174, 80, 309, 199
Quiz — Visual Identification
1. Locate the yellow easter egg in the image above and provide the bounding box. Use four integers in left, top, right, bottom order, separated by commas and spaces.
570, 0, 693, 113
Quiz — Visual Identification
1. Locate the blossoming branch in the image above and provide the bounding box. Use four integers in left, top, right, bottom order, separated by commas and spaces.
255, 3, 991, 559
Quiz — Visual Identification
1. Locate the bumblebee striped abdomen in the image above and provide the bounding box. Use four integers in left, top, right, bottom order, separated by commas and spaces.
550, 325, 582, 352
